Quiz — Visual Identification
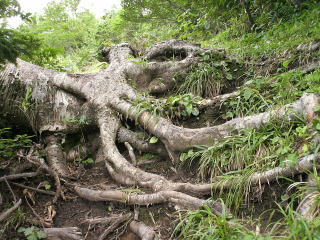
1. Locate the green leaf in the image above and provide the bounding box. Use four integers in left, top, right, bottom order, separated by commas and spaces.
243, 89, 253, 100
226, 73, 233, 80
191, 107, 199, 116
186, 104, 193, 115
302, 144, 309, 153
287, 153, 299, 167
27, 234, 37, 240
24, 227, 35, 236
36, 230, 47, 239
314, 105, 320, 113
282, 60, 291, 68
149, 136, 158, 144
18, 227, 26, 233
84, 158, 94, 164
281, 194, 290, 201
44, 184, 51, 190
180, 153, 188, 161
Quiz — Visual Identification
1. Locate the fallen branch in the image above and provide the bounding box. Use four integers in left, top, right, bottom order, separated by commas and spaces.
24, 196, 52, 228
0, 199, 22, 223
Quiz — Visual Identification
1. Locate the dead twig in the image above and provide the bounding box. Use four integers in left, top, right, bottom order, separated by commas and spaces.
0, 199, 22, 223
25, 148, 63, 204
10, 182, 56, 196
24, 196, 52, 228
4, 178, 17, 202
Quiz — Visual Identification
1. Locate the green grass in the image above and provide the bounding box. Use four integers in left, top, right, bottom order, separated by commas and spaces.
174, 199, 320, 240
177, 51, 243, 98
270, 203, 320, 240
180, 117, 315, 210
173, 204, 255, 240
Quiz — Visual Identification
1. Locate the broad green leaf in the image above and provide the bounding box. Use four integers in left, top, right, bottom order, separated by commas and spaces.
149, 136, 158, 144
192, 107, 199, 116
36, 230, 47, 239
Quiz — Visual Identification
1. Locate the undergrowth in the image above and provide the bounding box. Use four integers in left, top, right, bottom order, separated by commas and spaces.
223, 68, 320, 119
129, 94, 200, 121
177, 51, 245, 98
180, 117, 316, 210
0, 128, 33, 159
174, 198, 320, 240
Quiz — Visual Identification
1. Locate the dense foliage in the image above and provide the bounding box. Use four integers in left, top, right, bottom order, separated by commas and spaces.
0, 0, 38, 67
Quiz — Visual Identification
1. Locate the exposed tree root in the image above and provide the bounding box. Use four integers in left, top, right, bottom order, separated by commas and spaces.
74, 186, 223, 215
26, 152, 62, 204
198, 91, 240, 109
97, 213, 132, 240
297, 174, 320, 220
110, 93, 319, 152
125, 142, 137, 166
180, 153, 320, 194
0, 171, 40, 182
297, 192, 319, 220
44, 227, 83, 240
1, 40, 319, 239
0, 199, 22, 223
130, 221, 157, 240
44, 134, 71, 177
117, 127, 168, 158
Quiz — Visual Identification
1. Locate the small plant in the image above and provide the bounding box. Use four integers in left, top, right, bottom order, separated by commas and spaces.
178, 51, 242, 98
223, 69, 320, 119
62, 115, 88, 125
18, 226, 47, 240
130, 93, 200, 121
74, 157, 94, 164
21, 87, 34, 112
0, 128, 33, 159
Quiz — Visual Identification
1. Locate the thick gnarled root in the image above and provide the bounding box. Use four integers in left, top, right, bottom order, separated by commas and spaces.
74, 186, 224, 215
110, 93, 319, 152
45, 134, 71, 177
